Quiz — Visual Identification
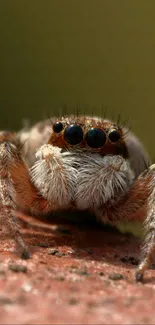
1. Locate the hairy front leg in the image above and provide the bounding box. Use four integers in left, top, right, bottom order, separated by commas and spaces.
0, 141, 30, 258
0, 139, 54, 257
135, 165, 155, 281
0, 141, 77, 257
96, 165, 155, 281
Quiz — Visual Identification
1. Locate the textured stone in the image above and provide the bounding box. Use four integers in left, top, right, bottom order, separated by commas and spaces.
0, 212, 155, 324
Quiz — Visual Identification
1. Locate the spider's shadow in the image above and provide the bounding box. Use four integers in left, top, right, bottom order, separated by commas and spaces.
19, 209, 141, 268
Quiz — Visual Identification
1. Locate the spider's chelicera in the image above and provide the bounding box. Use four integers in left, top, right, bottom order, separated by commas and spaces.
0, 115, 154, 282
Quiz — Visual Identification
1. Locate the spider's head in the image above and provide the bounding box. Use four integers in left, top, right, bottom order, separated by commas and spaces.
48, 115, 128, 158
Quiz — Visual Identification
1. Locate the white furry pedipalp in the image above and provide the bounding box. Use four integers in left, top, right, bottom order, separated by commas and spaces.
74, 153, 135, 210
30, 144, 78, 207
30, 145, 135, 211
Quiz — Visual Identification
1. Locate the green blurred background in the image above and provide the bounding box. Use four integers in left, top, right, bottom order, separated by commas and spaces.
0, 0, 155, 158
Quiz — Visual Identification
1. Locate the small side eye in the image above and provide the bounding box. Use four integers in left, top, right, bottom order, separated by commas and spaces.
108, 129, 121, 143
53, 121, 64, 133
85, 128, 106, 148
64, 124, 83, 145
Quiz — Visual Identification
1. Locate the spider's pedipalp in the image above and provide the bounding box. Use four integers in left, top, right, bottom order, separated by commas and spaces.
74, 153, 134, 211
31, 144, 77, 208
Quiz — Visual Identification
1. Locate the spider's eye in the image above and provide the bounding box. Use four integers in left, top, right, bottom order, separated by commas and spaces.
53, 121, 64, 133
108, 130, 121, 143
85, 128, 106, 148
64, 124, 83, 145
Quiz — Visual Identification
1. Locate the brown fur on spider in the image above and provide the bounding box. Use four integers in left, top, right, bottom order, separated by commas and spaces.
0, 115, 154, 281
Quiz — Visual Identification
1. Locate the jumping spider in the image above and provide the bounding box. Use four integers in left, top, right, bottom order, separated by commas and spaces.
0, 115, 154, 281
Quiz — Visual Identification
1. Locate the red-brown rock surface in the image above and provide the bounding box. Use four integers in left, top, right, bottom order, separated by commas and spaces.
0, 212, 155, 324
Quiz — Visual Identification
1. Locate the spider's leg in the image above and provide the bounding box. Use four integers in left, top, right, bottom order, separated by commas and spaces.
135, 165, 155, 281
0, 139, 30, 258
0, 140, 62, 257
95, 164, 155, 281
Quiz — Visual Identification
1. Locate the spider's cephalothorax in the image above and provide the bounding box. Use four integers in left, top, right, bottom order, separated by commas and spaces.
49, 116, 128, 157
0, 115, 154, 281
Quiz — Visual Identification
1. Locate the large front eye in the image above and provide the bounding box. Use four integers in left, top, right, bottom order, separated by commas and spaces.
108, 129, 121, 143
64, 124, 83, 145
53, 121, 64, 133
85, 128, 106, 148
